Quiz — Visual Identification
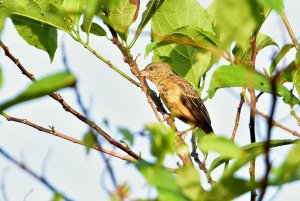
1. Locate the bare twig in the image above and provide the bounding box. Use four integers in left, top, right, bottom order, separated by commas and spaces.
0, 148, 74, 201
61, 41, 118, 188
257, 77, 278, 201
0, 168, 9, 201
0, 40, 140, 160
191, 135, 214, 186
231, 93, 245, 140
255, 109, 300, 137
290, 106, 300, 126
249, 33, 258, 201
0, 112, 137, 162
280, 11, 299, 49
108, 28, 194, 166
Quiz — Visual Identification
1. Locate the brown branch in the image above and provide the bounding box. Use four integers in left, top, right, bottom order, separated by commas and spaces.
0, 40, 140, 160
0, 148, 73, 201
280, 11, 299, 49
249, 33, 258, 201
255, 109, 300, 137
290, 106, 300, 126
231, 93, 245, 140
0, 112, 137, 162
61, 40, 119, 188
191, 135, 214, 186
257, 77, 278, 201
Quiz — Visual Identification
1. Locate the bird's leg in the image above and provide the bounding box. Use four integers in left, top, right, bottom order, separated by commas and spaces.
163, 113, 177, 131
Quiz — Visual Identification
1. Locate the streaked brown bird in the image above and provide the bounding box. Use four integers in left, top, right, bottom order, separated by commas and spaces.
141, 62, 213, 134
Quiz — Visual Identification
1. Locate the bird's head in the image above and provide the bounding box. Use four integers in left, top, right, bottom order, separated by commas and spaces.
141, 62, 174, 83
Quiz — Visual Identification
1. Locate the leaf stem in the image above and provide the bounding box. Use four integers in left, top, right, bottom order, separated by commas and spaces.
74, 37, 140, 87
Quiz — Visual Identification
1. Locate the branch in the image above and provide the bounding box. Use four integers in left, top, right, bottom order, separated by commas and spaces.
257, 77, 278, 201
254, 109, 300, 137
0, 40, 140, 160
249, 32, 258, 201
0, 168, 9, 201
191, 135, 214, 186
231, 93, 245, 140
280, 11, 299, 49
61, 41, 119, 188
0, 148, 73, 201
0, 112, 137, 162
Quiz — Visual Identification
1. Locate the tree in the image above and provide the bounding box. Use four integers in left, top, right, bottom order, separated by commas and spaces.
0, 0, 299, 200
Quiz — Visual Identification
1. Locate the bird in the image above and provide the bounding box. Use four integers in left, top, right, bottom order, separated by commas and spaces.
141, 62, 213, 134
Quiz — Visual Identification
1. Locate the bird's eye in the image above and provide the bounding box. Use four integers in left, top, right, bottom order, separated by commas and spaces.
149, 66, 153, 71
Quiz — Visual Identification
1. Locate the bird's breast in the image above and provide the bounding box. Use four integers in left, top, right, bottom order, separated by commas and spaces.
158, 81, 196, 124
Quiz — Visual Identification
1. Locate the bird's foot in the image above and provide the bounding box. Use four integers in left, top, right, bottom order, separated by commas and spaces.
176, 126, 196, 139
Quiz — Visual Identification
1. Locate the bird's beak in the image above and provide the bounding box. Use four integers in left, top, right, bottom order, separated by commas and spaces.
140, 70, 148, 77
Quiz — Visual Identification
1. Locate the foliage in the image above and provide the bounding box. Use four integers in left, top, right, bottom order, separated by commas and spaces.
1, 0, 300, 200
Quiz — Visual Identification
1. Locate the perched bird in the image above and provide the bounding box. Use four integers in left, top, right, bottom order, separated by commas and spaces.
141, 62, 213, 134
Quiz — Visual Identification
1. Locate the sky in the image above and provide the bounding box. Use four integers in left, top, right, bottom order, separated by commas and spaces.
0, 0, 300, 201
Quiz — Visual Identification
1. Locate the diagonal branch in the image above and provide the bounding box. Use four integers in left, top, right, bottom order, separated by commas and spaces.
0, 40, 140, 160
1, 113, 136, 162
0, 112, 137, 162
0, 148, 73, 201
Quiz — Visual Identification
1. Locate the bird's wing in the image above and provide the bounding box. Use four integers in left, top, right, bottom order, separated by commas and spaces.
177, 78, 213, 133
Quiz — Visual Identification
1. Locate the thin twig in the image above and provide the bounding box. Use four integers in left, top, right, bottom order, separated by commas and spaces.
249, 33, 258, 201
0, 168, 9, 201
254, 109, 300, 137
257, 77, 278, 201
0, 40, 140, 160
191, 135, 214, 186
231, 93, 245, 140
61, 41, 118, 188
280, 11, 299, 49
0, 148, 74, 201
290, 106, 300, 126
0, 112, 137, 162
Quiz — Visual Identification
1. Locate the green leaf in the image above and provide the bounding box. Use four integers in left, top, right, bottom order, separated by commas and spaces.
207, 139, 297, 178
107, 0, 140, 40
0, 65, 2, 89
118, 127, 134, 145
272, 142, 300, 185
62, 0, 85, 26
198, 135, 241, 158
12, 16, 57, 61
81, 21, 106, 37
233, 33, 278, 64
210, 0, 264, 48
208, 65, 299, 105
51, 193, 63, 201
0, 72, 76, 111
279, 61, 296, 83
82, 131, 97, 153
145, 123, 175, 164
0, 0, 71, 33
201, 177, 257, 201
294, 49, 300, 98
133, 0, 164, 39
89, 22, 106, 36
176, 165, 203, 200
151, 0, 214, 88
258, 0, 283, 13
269, 44, 294, 75
136, 162, 186, 201
293, 68, 300, 99
81, 0, 101, 36
0, 7, 8, 33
